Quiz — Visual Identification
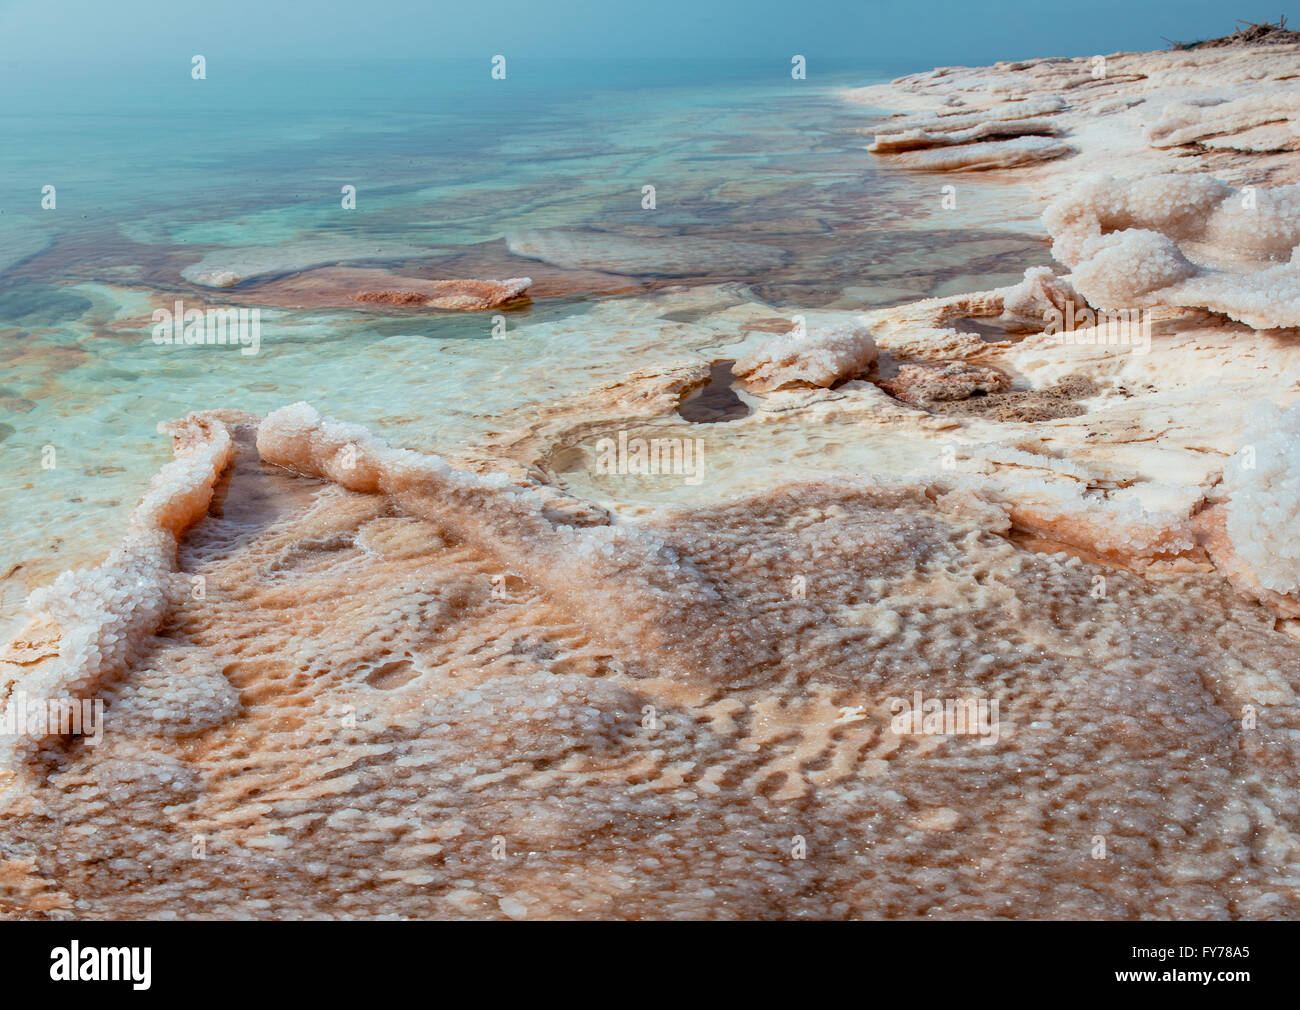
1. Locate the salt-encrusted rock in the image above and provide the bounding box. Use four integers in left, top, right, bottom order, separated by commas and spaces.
1042, 173, 1300, 327
868, 118, 1061, 153
878, 361, 1012, 405
881, 135, 1074, 171
350, 277, 532, 310
731, 324, 876, 392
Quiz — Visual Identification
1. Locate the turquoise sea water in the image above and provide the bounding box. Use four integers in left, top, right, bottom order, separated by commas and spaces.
4, 58, 909, 256
0, 57, 1049, 624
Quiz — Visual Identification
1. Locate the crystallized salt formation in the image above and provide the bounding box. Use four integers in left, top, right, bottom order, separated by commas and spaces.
1043, 174, 1300, 327
867, 118, 1062, 153
867, 96, 1074, 170
877, 135, 1074, 172
0, 413, 233, 771
256, 403, 754, 682
1145, 91, 1300, 150
181, 239, 441, 287
997, 266, 1078, 328
731, 324, 876, 392
1043, 174, 1300, 266
504, 227, 788, 277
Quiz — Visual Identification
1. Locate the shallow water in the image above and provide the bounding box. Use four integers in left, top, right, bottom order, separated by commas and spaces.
0, 57, 1049, 630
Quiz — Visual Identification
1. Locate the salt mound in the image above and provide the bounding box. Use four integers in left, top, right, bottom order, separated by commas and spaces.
1043, 174, 1300, 327
998, 265, 1078, 328
1070, 229, 1199, 304
731, 324, 877, 392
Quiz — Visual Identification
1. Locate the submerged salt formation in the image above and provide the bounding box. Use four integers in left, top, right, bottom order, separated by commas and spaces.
505, 228, 789, 277
182, 239, 441, 288
349, 277, 532, 310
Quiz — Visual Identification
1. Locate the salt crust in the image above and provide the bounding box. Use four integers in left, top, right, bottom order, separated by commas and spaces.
0, 414, 233, 767
1146, 91, 1300, 149
4, 409, 1300, 918
1224, 402, 1300, 597
1043, 174, 1300, 328
731, 324, 878, 392
881, 136, 1074, 172
256, 403, 731, 680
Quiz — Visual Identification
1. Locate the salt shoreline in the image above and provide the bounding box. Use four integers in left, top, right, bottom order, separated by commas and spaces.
3, 40, 1300, 920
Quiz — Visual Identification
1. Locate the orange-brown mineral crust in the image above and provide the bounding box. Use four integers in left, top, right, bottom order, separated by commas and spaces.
2, 407, 1298, 920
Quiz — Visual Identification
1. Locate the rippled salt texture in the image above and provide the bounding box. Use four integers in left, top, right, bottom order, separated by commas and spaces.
3, 409, 1298, 919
